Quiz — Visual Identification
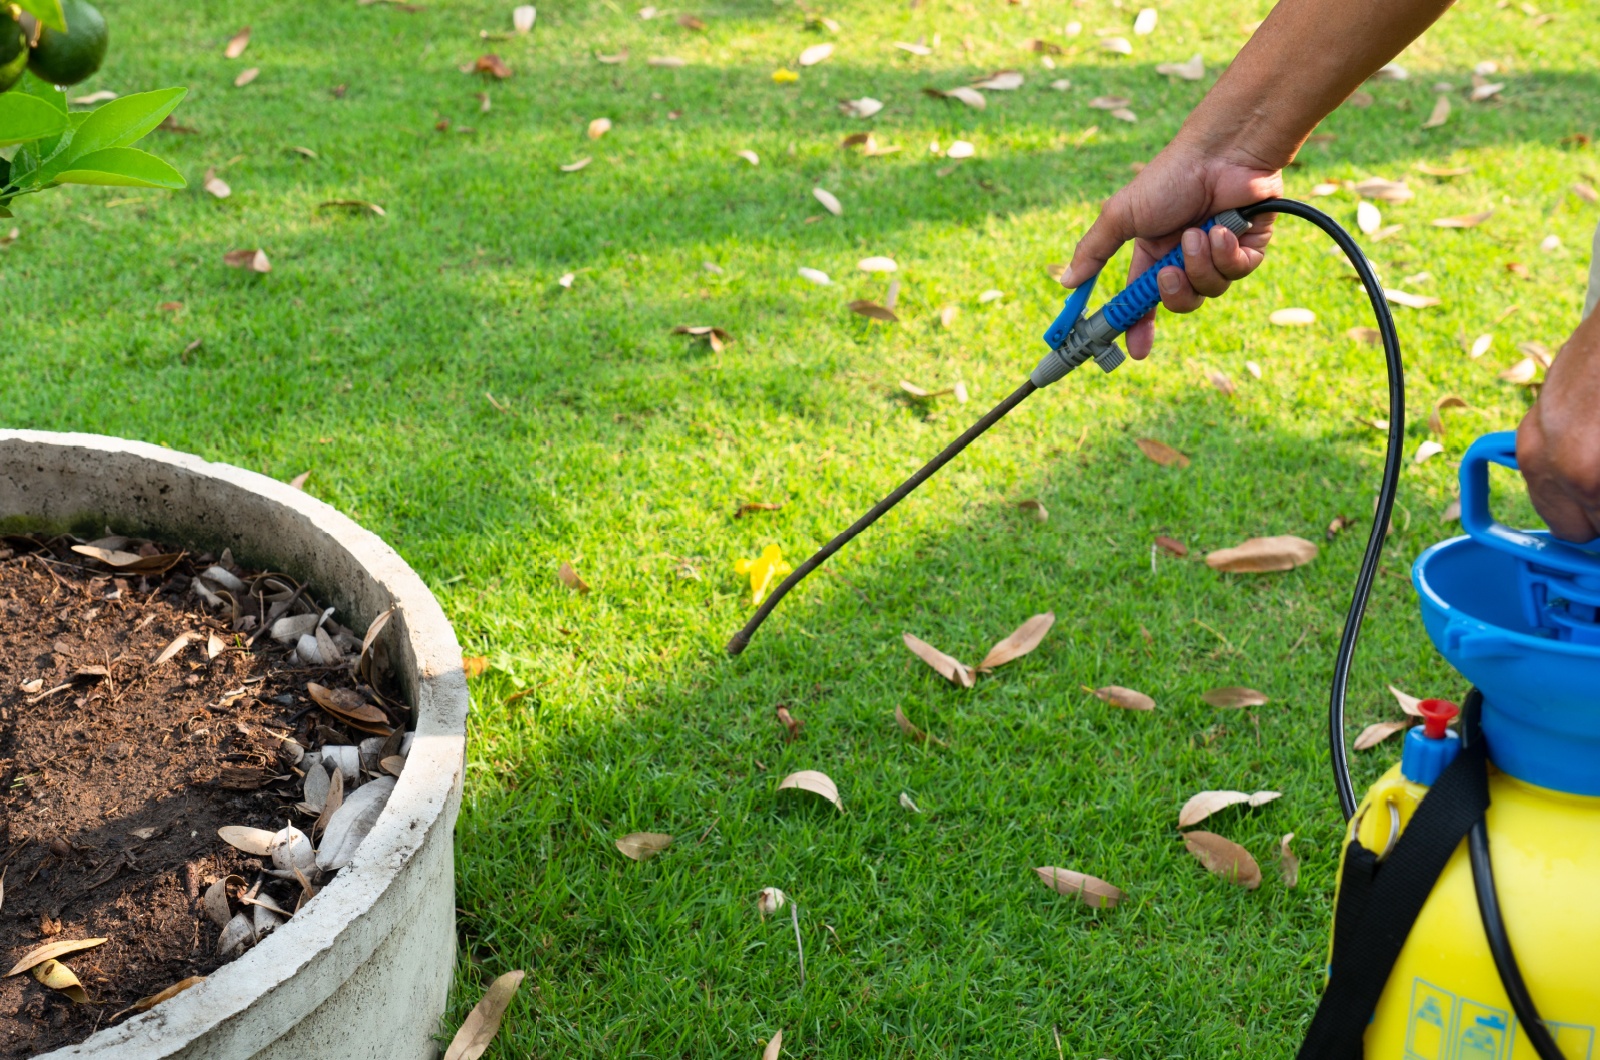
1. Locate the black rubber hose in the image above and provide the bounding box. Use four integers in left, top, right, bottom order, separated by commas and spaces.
725, 379, 1038, 655
1460, 691, 1566, 1060
1239, 199, 1406, 821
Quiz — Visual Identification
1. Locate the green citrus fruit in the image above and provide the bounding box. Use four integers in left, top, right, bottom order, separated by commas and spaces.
0, 15, 28, 94
28, 0, 108, 87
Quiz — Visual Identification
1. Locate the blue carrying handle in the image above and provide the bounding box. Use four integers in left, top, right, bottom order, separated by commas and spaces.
1043, 216, 1229, 349
1459, 431, 1600, 573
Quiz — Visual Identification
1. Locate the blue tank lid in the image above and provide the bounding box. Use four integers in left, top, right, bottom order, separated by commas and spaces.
1412, 432, 1600, 796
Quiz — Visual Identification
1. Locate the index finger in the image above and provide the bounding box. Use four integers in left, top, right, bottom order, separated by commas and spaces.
1062, 195, 1136, 289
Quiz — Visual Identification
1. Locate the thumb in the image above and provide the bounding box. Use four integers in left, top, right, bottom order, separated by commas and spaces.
1062, 195, 1135, 289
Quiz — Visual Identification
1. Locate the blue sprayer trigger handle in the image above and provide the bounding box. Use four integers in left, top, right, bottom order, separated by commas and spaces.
1041, 271, 1099, 349
1043, 211, 1252, 350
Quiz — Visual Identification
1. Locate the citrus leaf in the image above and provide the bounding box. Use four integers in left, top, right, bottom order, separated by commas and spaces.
55, 147, 187, 189
0, 93, 71, 149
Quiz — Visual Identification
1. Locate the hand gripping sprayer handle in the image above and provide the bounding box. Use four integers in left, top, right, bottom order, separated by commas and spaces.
1031, 209, 1253, 387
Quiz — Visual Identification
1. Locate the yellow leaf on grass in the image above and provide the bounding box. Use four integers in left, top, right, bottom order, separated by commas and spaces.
1034, 867, 1124, 908
1206, 536, 1318, 573
615, 832, 673, 860
735, 545, 791, 605
442, 970, 526, 1060
778, 769, 843, 810
1183, 831, 1261, 889
976, 613, 1055, 671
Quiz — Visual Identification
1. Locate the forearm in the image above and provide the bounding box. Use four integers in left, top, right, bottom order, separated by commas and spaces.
1177, 0, 1456, 169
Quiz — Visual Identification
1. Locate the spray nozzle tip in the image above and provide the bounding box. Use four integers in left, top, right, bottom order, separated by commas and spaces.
1418, 698, 1460, 739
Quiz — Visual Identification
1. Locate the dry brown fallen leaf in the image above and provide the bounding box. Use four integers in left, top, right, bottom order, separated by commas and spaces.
1427, 394, 1469, 435
976, 613, 1055, 671
776, 704, 801, 742
1093, 685, 1155, 711
1389, 683, 1423, 716
1178, 789, 1281, 828
33, 959, 88, 1003
849, 300, 899, 323
1441, 496, 1462, 523
1352, 176, 1414, 202
470, 54, 513, 78
1499, 357, 1539, 385
615, 832, 673, 860
5, 938, 108, 978
307, 682, 388, 728
1280, 833, 1299, 887
1416, 163, 1471, 177
223, 248, 271, 273
1573, 182, 1600, 204
1184, 831, 1262, 889
558, 561, 591, 594
647, 55, 686, 67
224, 26, 251, 59
672, 324, 732, 351
926, 85, 986, 109
560, 157, 591, 172
778, 769, 843, 810
971, 70, 1023, 90
110, 975, 205, 1022
1355, 719, 1412, 750
318, 199, 386, 217
813, 186, 843, 216
1034, 867, 1124, 909
462, 655, 489, 678
763, 1030, 784, 1060
71, 543, 184, 574
735, 501, 783, 517
514, 4, 536, 32
677, 13, 706, 30
902, 632, 974, 687
1432, 210, 1492, 229
1202, 686, 1269, 708
896, 40, 933, 55
1347, 326, 1381, 345
442, 969, 526, 1060
1206, 535, 1318, 574
1357, 200, 1381, 234
799, 42, 834, 66
1270, 307, 1316, 326
1018, 498, 1048, 522
151, 631, 199, 667
1135, 438, 1190, 468
203, 168, 231, 199
1155, 54, 1204, 80
218, 824, 276, 855
894, 705, 946, 747
1101, 36, 1133, 55
234, 67, 260, 88
1421, 94, 1450, 128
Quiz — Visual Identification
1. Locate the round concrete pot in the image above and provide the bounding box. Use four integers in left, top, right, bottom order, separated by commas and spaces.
0, 430, 468, 1060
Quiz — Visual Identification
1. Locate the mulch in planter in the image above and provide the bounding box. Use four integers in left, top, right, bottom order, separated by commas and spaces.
0, 533, 406, 1058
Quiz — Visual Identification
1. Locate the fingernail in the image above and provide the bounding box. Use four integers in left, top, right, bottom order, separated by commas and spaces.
1182, 229, 1202, 255
1158, 268, 1180, 295
1211, 225, 1230, 248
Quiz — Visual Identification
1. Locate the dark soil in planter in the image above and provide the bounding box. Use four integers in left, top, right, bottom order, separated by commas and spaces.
0, 534, 405, 1059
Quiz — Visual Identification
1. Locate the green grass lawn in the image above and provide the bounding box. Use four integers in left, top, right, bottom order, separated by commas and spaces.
4, 0, 1597, 1054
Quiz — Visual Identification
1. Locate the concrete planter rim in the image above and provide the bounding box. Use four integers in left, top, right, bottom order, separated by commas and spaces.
1, 430, 467, 1060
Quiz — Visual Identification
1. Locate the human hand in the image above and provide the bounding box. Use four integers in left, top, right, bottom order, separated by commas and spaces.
1516, 311, 1600, 542
1060, 139, 1282, 359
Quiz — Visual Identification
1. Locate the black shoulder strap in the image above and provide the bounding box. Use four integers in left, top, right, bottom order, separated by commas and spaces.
1295, 718, 1490, 1060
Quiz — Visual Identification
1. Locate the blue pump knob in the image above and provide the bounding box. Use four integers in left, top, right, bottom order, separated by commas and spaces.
1400, 698, 1461, 786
